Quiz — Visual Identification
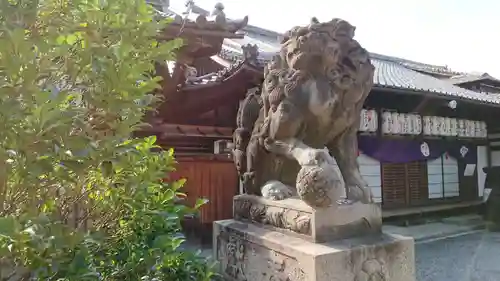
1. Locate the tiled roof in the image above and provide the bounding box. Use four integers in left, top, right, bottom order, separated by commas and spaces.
185, 73, 221, 85
370, 53, 462, 77
446, 73, 500, 85
184, 61, 246, 86
148, 123, 233, 138
218, 38, 500, 105
372, 59, 499, 104
151, 4, 248, 34
159, 4, 499, 105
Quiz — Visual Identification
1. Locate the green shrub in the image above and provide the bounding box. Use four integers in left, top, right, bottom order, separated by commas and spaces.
0, 0, 215, 280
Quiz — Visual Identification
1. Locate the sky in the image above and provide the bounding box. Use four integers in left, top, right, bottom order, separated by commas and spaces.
170, 0, 500, 77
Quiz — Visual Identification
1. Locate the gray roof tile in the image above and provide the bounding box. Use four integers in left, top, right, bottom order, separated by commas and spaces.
372, 59, 500, 104
446, 73, 500, 85
370, 53, 462, 76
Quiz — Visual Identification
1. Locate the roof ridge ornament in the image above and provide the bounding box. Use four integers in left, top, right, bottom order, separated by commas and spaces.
211, 2, 225, 17
177, 0, 195, 35
241, 44, 259, 65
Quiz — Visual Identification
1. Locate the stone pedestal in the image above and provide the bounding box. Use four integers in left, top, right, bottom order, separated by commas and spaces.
213, 195, 416, 281
233, 195, 383, 243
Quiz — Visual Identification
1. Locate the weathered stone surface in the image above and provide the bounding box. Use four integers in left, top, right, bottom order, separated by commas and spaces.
233, 194, 382, 242
232, 18, 375, 208
213, 220, 416, 281
219, 17, 415, 281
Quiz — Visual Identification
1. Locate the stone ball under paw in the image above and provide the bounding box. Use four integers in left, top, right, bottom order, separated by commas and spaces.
296, 165, 344, 208
261, 180, 295, 200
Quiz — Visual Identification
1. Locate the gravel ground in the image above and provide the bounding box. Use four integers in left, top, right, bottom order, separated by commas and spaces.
416, 231, 500, 281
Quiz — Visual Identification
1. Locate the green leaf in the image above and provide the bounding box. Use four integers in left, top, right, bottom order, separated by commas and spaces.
66, 34, 78, 45
171, 178, 186, 191
100, 160, 113, 177
56, 35, 66, 45
195, 198, 209, 209
146, 135, 156, 146
0, 217, 19, 238
152, 234, 171, 249
41, 200, 56, 213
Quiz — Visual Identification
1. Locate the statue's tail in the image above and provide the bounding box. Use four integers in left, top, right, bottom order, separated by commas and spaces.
233, 91, 262, 179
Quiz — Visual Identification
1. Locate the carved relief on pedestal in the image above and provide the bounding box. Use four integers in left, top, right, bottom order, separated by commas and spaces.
216, 228, 306, 281
233, 198, 311, 235
350, 246, 389, 281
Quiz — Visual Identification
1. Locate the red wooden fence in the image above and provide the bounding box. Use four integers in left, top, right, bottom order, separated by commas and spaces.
169, 155, 238, 225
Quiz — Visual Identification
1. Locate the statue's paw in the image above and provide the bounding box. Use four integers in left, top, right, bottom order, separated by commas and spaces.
242, 172, 258, 195
363, 186, 374, 204
347, 185, 374, 204
263, 138, 291, 155
232, 149, 246, 173
261, 180, 296, 200
308, 148, 336, 166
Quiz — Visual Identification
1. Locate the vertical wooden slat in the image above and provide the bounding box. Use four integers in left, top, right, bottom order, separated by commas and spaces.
381, 163, 407, 208
172, 156, 238, 225
382, 160, 429, 208
407, 160, 429, 206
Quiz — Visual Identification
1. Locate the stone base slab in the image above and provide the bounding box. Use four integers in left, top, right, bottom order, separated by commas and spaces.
214, 219, 415, 281
233, 194, 382, 242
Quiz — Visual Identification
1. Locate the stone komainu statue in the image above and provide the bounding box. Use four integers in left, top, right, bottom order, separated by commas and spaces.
233, 18, 375, 208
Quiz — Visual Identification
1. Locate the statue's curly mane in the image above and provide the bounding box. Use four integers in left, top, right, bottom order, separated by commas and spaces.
261, 18, 373, 113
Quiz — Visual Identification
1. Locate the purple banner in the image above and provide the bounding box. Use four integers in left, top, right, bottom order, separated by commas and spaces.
358, 136, 477, 164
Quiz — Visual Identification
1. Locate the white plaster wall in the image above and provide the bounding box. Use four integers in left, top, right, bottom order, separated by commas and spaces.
489, 133, 500, 166
492, 151, 500, 166
427, 155, 459, 199
427, 157, 443, 199
477, 146, 487, 197
442, 155, 459, 198
357, 153, 382, 203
